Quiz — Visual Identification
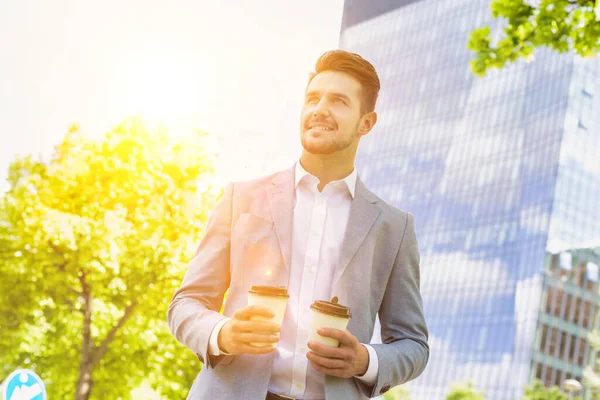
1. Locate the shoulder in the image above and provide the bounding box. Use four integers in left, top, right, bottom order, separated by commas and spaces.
378, 196, 412, 228
230, 171, 279, 189
365, 189, 418, 250
361, 183, 413, 230
227, 166, 293, 195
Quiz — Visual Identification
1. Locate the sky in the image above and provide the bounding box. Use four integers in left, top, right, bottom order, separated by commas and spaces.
0, 0, 344, 191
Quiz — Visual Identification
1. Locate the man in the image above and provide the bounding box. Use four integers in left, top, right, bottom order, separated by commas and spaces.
167, 50, 429, 400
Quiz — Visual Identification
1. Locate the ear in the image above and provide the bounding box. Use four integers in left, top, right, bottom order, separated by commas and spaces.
358, 111, 377, 136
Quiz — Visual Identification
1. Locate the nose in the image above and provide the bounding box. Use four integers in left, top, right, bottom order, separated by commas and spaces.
312, 99, 330, 118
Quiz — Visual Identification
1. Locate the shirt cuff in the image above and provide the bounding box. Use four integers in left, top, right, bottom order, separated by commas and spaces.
208, 317, 231, 356
355, 344, 378, 385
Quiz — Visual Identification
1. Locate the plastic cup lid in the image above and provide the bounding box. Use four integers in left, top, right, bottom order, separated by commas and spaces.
310, 296, 351, 318
248, 285, 290, 298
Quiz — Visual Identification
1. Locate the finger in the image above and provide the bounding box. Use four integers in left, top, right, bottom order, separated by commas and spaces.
306, 351, 347, 369
232, 320, 281, 334
234, 305, 275, 320
307, 341, 346, 359
236, 343, 277, 355
317, 328, 355, 346
308, 359, 345, 378
233, 333, 281, 344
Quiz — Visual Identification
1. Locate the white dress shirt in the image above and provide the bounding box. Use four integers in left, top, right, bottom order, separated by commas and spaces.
209, 161, 378, 399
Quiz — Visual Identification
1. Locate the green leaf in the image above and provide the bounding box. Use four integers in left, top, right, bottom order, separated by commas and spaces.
469, 0, 600, 75
0, 116, 219, 399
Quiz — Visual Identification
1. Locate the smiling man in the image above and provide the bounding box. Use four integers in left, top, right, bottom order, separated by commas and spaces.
168, 50, 429, 400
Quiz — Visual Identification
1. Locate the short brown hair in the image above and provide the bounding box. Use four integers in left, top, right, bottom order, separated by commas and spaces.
308, 50, 381, 114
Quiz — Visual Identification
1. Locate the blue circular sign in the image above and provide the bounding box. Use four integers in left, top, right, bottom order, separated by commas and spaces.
2, 369, 46, 400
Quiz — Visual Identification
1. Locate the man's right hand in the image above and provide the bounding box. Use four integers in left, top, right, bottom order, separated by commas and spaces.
217, 305, 282, 355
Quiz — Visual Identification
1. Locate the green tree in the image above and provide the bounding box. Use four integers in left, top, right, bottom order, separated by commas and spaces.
446, 381, 486, 400
0, 118, 220, 399
522, 379, 573, 400
468, 0, 600, 76
584, 330, 600, 399
383, 385, 412, 400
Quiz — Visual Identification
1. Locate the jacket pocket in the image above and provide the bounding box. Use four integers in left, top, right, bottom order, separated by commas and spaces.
231, 213, 284, 288
233, 213, 274, 232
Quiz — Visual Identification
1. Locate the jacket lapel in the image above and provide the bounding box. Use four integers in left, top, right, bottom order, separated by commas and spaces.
265, 166, 380, 281
266, 166, 295, 271
333, 177, 381, 285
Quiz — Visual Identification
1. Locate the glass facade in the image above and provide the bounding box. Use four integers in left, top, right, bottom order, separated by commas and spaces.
339, 0, 600, 398
532, 249, 600, 398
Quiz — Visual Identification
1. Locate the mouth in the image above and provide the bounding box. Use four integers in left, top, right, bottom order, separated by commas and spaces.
306, 122, 336, 131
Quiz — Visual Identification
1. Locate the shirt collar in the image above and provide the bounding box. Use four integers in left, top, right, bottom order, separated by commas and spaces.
294, 161, 357, 198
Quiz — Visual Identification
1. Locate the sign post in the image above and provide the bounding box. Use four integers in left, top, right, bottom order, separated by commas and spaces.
1, 369, 46, 400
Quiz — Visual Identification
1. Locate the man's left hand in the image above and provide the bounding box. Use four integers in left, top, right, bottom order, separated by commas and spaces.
306, 328, 369, 378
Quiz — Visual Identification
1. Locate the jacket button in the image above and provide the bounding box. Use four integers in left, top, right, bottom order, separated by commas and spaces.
380, 385, 391, 394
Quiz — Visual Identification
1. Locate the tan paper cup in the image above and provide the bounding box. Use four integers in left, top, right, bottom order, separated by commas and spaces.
308, 297, 352, 349
247, 285, 289, 347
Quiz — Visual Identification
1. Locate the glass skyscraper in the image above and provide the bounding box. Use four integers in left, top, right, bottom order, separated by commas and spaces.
339, 0, 600, 398
534, 248, 600, 395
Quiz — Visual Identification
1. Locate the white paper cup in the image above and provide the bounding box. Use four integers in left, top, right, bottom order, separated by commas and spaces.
308, 297, 352, 349
247, 286, 289, 347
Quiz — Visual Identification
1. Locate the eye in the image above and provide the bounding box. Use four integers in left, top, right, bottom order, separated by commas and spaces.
305, 96, 318, 104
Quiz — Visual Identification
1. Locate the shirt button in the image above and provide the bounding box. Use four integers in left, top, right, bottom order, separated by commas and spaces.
296, 382, 302, 389
301, 347, 307, 353
312, 230, 319, 236
307, 268, 314, 274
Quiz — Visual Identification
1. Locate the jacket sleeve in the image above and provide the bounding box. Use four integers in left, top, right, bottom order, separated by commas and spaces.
355, 212, 429, 397
167, 183, 234, 368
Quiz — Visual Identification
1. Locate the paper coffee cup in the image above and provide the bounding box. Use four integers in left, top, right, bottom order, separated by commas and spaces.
247, 285, 289, 347
308, 296, 352, 348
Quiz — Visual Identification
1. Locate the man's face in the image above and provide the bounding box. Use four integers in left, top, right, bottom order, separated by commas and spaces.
300, 70, 366, 155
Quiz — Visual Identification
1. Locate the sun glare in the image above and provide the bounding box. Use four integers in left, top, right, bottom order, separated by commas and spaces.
123, 52, 211, 126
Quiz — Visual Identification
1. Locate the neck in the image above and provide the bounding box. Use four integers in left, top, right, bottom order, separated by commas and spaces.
299, 151, 355, 191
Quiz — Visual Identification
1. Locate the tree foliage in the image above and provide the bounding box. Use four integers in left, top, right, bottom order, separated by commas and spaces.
584, 330, 600, 399
469, 0, 600, 76
383, 385, 412, 400
446, 381, 486, 400
0, 118, 220, 399
522, 379, 573, 400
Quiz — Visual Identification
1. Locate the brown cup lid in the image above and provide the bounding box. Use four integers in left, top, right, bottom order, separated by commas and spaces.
310, 296, 351, 318
248, 285, 290, 298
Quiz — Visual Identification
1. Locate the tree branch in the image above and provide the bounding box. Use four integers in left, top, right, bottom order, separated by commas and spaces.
90, 300, 138, 365
75, 270, 94, 400
79, 272, 92, 362
567, 0, 596, 6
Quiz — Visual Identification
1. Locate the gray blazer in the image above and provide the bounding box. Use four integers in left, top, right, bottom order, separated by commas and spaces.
167, 164, 429, 399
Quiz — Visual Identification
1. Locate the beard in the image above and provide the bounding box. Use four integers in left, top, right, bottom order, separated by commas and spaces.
300, 125, 360, 155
